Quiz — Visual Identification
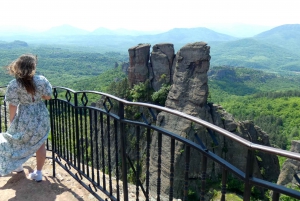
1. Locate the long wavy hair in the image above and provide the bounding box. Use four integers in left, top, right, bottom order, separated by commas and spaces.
7, 54, 37, 95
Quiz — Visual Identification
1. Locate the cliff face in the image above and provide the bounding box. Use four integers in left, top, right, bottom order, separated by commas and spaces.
128, 42, 280, 198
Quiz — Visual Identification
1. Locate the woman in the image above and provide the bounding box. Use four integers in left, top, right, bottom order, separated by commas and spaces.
0, 54, 52, 182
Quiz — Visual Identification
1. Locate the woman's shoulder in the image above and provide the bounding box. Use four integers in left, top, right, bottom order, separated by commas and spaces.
8, 79, 17, 86
34, 75, 49, 82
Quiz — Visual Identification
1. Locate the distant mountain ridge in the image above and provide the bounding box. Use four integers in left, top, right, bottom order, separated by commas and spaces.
42, 24, 90, 35
1, 24, 300, 74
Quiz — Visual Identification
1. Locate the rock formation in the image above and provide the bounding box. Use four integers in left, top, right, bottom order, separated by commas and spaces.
125, 42, 280, 199
128, 44, 151, 87
128, 43, 175, 91
277, 140, 300, 188
150, 43, 175, 91
131, 42, 280, 198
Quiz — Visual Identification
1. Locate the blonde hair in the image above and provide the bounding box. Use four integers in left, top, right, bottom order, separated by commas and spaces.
7, 54, 37, 94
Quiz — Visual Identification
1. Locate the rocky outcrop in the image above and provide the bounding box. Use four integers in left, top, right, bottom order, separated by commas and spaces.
150, 43, 175, 91
125, 41, 280, 199
128, 44, 151, 87
165, 42, 210, 110
128, 43, 175, 91
277, 140, 300, 187
147, 42, 280, 198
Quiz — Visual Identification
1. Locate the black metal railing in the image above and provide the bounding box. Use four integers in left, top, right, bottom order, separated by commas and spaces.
1, 85, 300, 201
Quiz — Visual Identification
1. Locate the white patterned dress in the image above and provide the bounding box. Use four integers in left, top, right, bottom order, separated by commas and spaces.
0, 75, 52, 176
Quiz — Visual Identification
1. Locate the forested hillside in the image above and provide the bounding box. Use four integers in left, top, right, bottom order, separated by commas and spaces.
0, 44, 128, 86
208, 66, 300, 150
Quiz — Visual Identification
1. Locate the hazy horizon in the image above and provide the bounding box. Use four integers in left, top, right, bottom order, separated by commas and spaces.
0, 23, 285, 38
1, 0, 299, 34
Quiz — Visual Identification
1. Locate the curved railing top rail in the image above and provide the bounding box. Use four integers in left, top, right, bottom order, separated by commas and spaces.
52, 86, 300, 161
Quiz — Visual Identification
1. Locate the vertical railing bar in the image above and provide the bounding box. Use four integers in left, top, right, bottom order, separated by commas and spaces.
74, 93, 81, 171
183, 146, 191, 201
58, 100, 62, 157
60, 100, 64, 156
72, 101, 76, 167
169, 138, 175, 201
62, 101, 67, 160
62, 102, 69, 161
157, 132, 162, 201
49, 98, 56, 177
146, 128, 150, 201
67, 102, 71, 163
94, 110, 100, 186
114, 118, 120, 200
107, 115, 113, 194
201, 156, 207, 201
44, 100, 49, 150
54, 96, 59, 156
45, 100, 49, 150
119, 102, 128, 201
80, 107, 84, 174
89, 108, 95, 182
57, 100, 61, 156
243, 149, 255, 201
136, 125, 140, 199
221, 167, 228, 201
272, 191, 280, 201
61, 101, 65, 158
84, 107, 89, 178
100, 112, 106, 190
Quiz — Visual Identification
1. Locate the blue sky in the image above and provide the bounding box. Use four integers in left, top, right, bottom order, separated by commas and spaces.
0, 0, 299, 31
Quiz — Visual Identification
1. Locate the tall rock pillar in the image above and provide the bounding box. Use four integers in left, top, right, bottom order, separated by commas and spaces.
128, 44, 151, 87
149, 42, 211, 198
150, 43, 175, 91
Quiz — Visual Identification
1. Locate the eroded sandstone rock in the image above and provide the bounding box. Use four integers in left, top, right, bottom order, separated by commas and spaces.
128, 44, 151, 87
148, 42, 279, 199
150, 43, 175, 91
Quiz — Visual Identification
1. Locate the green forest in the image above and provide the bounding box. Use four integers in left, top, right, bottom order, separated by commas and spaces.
208, 66, 300, 150
0, 43, 128, 87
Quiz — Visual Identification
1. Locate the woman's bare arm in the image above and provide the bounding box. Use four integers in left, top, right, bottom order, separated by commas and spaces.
9, 104, 17, 123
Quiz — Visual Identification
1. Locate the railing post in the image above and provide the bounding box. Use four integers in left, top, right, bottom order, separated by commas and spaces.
243, 149, 255, 201
119, 102, 128, 201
